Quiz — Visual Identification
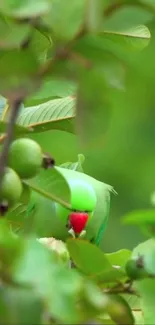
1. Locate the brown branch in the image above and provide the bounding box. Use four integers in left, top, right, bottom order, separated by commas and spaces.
103, 281, 139, 297
0, 97, 23, 193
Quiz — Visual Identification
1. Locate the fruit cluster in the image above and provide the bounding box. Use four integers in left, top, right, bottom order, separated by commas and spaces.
0, 138, 54, 215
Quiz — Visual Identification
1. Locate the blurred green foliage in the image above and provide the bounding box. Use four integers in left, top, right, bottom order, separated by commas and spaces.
1, 0, 155, 324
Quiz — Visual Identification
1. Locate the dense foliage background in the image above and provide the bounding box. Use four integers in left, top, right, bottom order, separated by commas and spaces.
1, 0, 155, 324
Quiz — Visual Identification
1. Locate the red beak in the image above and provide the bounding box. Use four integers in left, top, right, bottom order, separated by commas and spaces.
69, 212, 89, 234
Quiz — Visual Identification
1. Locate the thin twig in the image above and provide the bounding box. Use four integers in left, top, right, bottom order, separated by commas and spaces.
0, 97, 23, 193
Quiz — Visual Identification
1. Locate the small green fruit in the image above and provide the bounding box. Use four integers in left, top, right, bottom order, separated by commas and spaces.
0, 168, 23, 206
8, 138, 43, 179
125, 258, 148, 280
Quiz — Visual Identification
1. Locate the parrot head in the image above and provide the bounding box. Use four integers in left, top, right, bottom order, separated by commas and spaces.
55, 179, 97, 238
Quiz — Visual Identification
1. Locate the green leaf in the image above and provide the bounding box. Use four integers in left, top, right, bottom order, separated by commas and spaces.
73, 32, 149, 70
24, 167, 71, 208
0, 18, 31, 49
60, 153, 85, 172
45, 0, 85, 41
67, 239, 113, 275
136, 279, 155, 324
17, 96, 75, 133
103, 24, 150, 39
0, 49, 39, 97
26, 78, 77, 105
0, 286, 43, 324
105, 249, 132, 267
29, 28, 52, 64
13, 237, 83, 323
66, 239, 126, 285
0, 0, 51, 18
103, 25, 151, 52
140, 0, 155, 9
122, 209, 155, 227
103, 6, 153, 31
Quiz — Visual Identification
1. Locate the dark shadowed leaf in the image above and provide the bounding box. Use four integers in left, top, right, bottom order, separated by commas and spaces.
0, 18, 31, 49
0, 49, 39, 97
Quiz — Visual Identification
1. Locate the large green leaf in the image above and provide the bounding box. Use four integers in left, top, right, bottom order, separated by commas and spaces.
67, 239, 112, 275
29, 28, 51, 64
0, 0, 51, 18
25, 78, 77, 106
103, 6, 153, 31
0, 17, 31, 49
17, 96, 75, 133
103, 25, 151, 51
67, 239, 125, 282
24, 167, 71, 208
0, 49, 39, 97
44, 0, 85, 41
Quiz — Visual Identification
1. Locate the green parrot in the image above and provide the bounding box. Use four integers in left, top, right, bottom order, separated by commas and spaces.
25, 166, 115, 247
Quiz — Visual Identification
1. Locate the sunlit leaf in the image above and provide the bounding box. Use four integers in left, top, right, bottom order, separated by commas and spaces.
0, 0, 51, 18
17, 96, 75, 133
